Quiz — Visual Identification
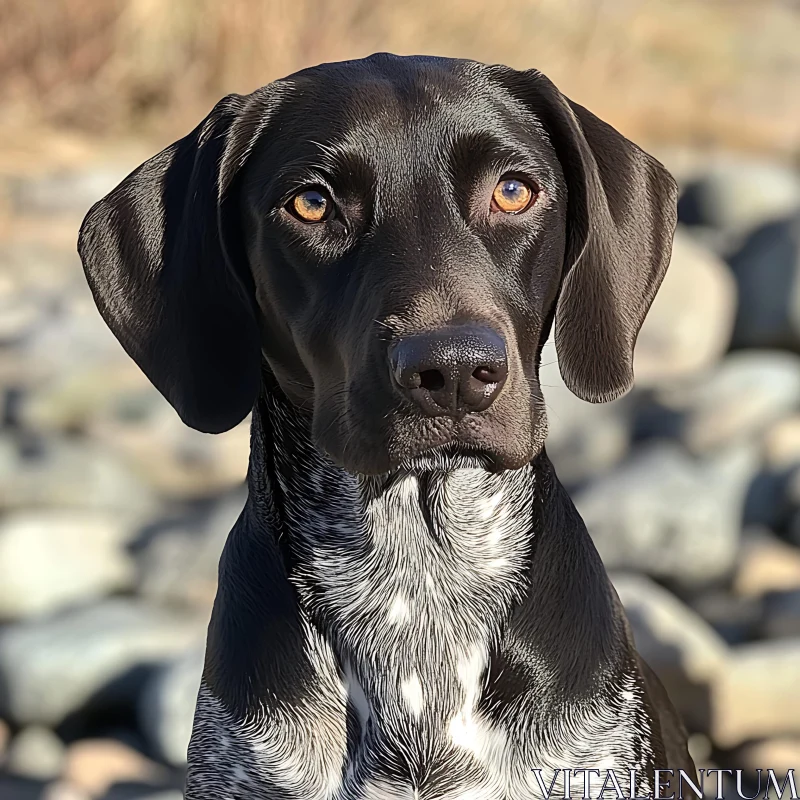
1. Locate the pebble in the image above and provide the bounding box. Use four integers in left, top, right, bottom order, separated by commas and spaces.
7, 165, 132, 217
611, 572, 729, 733
678, 160, 800, 235
714, 639, 800, 747
733, 530, 800, 597
0, 510, 135, 619
135, 488, 245, 609
576, 443, 754, 586
633, 228, 736, 387
761, 589, 800, 639
735, 738, 800, 774
539, 339, 630, 486
62, 738, 167, 798
729, 213, 800, 350
0, 435, 156, 515
5, 726, 65, 781
0, 599, 206, 726
40, 782, 92, 800
138, 647, 204, 766
653, 350, 800, 453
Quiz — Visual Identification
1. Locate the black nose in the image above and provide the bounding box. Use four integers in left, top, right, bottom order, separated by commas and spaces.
389, 326, 508, 417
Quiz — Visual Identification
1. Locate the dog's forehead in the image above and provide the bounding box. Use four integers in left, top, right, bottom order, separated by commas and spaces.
269, 55, 545, 161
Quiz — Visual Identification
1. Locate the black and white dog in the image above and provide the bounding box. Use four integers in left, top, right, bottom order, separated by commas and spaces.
79, 54, 695, 799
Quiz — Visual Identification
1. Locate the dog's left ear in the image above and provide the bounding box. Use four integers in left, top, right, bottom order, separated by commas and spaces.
78, 89, 282, 433
498, 69, 678, 403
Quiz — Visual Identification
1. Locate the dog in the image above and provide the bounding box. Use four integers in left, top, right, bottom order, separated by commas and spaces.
78, 53, 696, 799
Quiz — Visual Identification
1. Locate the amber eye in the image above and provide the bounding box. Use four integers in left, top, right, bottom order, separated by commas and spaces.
289, 189, 331, 222
491, 178, 535, 214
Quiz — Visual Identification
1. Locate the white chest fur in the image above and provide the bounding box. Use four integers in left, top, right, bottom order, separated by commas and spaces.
186, 460, 650, 800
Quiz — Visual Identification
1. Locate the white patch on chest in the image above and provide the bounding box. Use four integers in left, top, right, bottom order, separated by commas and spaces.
400, 672, 425, 717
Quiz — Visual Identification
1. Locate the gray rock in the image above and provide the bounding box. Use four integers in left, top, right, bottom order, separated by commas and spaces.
0, 511, 136, 619
136, 489, 245, 609
0, 599, 206, 726
678, 160, 800, 235
0, 776, 46, 800
692, 591, 764, 645
729, 214, 800, 350
714, 639, 800, 747
761, 589, 800, 639
0, 294, 43, 346
539, 340, 630, 486
8, 165, 132, 216
611, 573, 729, 733
575, 442, 755, 586
653, 350, 800, 453
138, 646, 204, 766
5, 726, 65, 781
0, 435, 156, 515
633, 228, 736, 388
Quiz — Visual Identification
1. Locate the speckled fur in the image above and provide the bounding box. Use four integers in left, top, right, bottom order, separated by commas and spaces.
184, 389, 659, 800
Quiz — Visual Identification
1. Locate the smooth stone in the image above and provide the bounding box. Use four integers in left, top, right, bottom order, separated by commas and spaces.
41, 782, 92, 800
633, 228, 736, 387
138, 646, 204, 766
0, 435, 156, 515
5, 725, 66, 781
761, 589, 800, 639
0, 776, 46, 800
733, 530, 800, 597
692, 591, 764, 646
762, 414, 800, 470
539, 339, 630, 487
576, 443, 754, 587
0, 511, 135, 619
135, 488, 246, 609
610, 572, 729, 733
8, 166, 132, 217
678, 160, 800, 234
62, 738, 168, 799
0, 294, 42, 346
735, 738, 800, 774
714, 639, 800, 747
729, 214, 800, 350
87, 399, 251, 499
0, 599, 206, 726
654, 350, 800, 454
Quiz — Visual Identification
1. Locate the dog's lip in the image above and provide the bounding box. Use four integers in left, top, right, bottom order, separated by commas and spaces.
395, 441, 499, 473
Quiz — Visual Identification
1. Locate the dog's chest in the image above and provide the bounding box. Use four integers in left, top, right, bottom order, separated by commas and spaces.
187, 458, 652, 799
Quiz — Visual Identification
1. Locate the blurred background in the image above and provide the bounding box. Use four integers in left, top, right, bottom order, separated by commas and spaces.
1, 0, 799, 798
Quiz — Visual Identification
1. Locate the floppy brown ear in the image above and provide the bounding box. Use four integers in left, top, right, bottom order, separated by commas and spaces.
78, 89, 280, 433
499, 69, 678, 403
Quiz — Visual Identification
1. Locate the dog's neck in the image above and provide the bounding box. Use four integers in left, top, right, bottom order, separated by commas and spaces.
195, 385, 640, 797
238, 385, 623, 701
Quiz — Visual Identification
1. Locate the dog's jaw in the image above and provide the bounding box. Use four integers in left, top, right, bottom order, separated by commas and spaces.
185, 384, 659, 800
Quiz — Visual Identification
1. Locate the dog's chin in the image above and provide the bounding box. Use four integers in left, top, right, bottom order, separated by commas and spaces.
320, 426, 542, 477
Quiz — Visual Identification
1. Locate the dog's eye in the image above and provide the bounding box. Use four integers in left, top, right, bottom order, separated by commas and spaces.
491, 178, 535, 214
288, 189, 332, 223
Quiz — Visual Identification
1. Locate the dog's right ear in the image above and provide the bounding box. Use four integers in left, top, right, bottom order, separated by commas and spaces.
78, 89, 282, 433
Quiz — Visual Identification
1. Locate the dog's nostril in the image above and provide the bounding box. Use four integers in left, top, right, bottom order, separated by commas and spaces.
420, 369, 445, 392
472, 365, 500, 384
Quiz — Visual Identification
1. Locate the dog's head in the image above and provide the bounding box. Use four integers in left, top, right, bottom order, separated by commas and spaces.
78, 54, 677, 475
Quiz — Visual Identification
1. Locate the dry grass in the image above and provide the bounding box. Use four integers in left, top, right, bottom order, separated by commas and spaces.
1, 0, 799, 154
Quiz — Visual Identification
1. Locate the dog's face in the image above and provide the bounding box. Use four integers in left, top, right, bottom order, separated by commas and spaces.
79, 54, 677, 475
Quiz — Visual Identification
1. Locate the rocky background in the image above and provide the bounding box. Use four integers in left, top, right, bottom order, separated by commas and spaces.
1, 1, 800, 799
